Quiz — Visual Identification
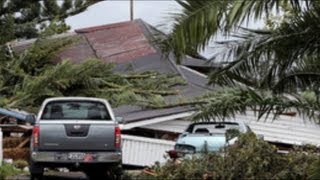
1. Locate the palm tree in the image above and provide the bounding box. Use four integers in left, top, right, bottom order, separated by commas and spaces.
161, 2, 320, 178
159, 0, 320, 122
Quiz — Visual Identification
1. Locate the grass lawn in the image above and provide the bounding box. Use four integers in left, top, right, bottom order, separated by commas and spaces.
0, 163, 26, 179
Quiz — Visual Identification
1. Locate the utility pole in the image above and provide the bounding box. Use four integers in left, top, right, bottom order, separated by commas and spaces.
130, 0, 134, 21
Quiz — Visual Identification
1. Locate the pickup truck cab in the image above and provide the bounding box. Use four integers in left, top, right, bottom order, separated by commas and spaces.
29, 97, 122, 179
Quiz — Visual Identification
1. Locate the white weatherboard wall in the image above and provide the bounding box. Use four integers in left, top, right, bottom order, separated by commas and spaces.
141, 112, 320, 146
237, 112, 320, 146
122, 135, 175, 167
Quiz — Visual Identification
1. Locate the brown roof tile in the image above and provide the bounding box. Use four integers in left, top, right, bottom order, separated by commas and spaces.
75, 20, 157, 63
75, 21, 132, 33
56, 35, 97, 64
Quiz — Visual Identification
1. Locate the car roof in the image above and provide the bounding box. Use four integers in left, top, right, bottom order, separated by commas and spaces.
44, 97, 108, 102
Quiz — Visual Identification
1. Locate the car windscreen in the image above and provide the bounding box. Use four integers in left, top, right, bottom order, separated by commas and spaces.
41, 101, 111, 120
192, 124, 240, 134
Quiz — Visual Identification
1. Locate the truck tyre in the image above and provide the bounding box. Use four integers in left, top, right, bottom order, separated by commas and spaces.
85, 170, 106, 180
30, 173, 43, 180
29, 160, 44, 180
111, 165, 123, 180
85, 166, 122, 180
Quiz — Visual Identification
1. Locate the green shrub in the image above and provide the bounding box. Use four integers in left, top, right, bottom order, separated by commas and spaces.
0, 163, 23, 179
13, 160, 28, 169
137, 133, 320, 180
308, 159, 320, 180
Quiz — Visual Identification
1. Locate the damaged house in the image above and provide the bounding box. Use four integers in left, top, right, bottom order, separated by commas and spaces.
4, 19, 320, 167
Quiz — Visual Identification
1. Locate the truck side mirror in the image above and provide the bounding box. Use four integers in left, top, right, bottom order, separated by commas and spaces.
115, 117, 124, 124
25, 115, 36, 125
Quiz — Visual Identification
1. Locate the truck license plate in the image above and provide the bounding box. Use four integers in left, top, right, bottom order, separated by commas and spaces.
68, 153, 86, 160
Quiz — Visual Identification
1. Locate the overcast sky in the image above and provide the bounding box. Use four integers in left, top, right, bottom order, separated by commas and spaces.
66, 0, 181, 32
66, 0, 265, 58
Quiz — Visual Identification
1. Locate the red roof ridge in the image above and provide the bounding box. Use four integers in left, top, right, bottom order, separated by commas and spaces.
75, 20, 140, 33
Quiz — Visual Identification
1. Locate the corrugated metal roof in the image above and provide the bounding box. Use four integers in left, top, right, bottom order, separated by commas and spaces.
141, 112, 320, 146
122, 135, 174, 166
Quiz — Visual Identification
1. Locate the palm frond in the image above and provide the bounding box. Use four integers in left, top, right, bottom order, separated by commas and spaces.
161, 0, 311, 62
192, 88, 320, 123
209, 5, 320, 93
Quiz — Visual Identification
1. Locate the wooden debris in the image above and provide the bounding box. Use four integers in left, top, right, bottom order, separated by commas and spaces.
3, 148, 29, 161
143, 167, 157, 176
17, 138, 30, 148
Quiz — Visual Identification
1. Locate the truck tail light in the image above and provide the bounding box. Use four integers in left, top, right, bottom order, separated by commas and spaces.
33, 126, 40, 147
115, 126, 121, 149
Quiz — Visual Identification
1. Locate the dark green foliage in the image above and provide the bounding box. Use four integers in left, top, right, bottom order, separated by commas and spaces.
161, 1, 320, 116
161, 0, 320, 116
0, 163, 23, 179
0, 0, 187, 112
209, 6, 320, 95
161, 0, 312, 62
0, 0, 187, 113
0, 0, 101, 44
225, 128, 240, 142
159, 1, 320, 177
0, 35, 186, 112
153, 87, 320, 123
308, 159, 320, 180
137, 133, 320, 180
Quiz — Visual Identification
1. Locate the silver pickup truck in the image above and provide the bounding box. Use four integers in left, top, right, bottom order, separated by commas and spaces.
28, 97, 122, 180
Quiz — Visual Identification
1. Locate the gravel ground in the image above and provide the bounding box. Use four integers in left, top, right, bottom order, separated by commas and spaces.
11, 172, 87, 180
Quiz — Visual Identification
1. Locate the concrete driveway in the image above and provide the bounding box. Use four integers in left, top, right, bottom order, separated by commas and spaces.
12, 172, 87, 180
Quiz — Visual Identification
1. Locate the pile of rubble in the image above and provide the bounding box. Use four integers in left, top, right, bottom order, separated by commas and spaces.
0, 108, 33, 161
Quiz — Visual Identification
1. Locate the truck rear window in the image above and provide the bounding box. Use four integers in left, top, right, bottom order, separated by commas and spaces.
41, 101, 111, 120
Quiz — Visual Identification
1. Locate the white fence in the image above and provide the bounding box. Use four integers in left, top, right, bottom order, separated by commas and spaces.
122, 135, 175, 167
0, 131, 175, 167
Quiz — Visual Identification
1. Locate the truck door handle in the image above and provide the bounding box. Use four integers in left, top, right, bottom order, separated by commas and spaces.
70, 131, 84, 135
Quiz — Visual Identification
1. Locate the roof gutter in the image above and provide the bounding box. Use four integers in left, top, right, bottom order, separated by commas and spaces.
121, 111, 195, 130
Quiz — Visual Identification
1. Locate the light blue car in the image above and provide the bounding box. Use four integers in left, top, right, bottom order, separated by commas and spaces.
170, 121, 252, 157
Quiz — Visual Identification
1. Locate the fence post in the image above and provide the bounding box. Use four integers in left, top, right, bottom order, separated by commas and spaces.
0, 128, 2, 166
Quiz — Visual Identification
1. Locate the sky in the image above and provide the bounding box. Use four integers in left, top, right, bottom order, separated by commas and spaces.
66, 0, 181, 32
66, 0, 266, 58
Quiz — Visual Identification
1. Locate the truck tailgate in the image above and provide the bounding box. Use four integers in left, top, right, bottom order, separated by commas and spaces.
38, 121, 116, 151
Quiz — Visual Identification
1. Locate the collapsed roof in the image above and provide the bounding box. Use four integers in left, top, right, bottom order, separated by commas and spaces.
72, 19, 212, 122
13, 19, 212, 123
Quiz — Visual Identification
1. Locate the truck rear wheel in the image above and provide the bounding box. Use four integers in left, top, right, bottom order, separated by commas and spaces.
30, 173, 43, 180
110, 165, 123, 180
29, 160, 44, 180
85, 170, 107, 180
85, 165, 122, 180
